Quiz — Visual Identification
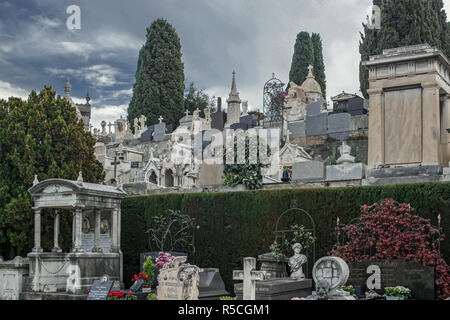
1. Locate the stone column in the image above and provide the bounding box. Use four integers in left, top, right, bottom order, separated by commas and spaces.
367, 88, 384, 169
52, 210, 62, 253
93, 209, 101, 253
442, 95, 450, 166
33, 208, 43, 253
73, 207, 84, 252
422, 83, 441, 166
117, 207, 121, 251
111, 209, 118, 253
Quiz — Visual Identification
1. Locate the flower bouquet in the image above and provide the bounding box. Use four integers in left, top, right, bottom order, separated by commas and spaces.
108, 290, 137, 301
384, 286, 411, 300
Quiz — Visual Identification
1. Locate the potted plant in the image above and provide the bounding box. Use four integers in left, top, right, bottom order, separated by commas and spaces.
141, 257, 155, 292
342, 285, 357, 297
384, 286, 411, 300
108, 290, 137, 300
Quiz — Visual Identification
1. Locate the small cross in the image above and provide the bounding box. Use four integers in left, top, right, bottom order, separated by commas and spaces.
158, 116, 164, 124
185, 110, 190, 117
233, 257, 269, 300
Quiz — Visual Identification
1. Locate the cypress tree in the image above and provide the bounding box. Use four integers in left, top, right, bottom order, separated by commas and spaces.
311, 33, 327, 98
128, 19, 185, 127
359, 0, 450, 98
288, 32, 314, 88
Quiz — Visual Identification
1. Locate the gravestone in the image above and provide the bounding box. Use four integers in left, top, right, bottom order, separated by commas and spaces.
230, 123, 249, 131
326, 163, 365, 181
288, 121, 306, 139
327, 113, 351, 141
0, 256, 29, 300
233, 257, 270, 300
198, 268, 229, 300
140, 126, 154, 143
140, 252, 187, 288
156, 256, 200, 300
240, 115, 254, 129
306, 113, 328, 136
291, 161, 325, 182
153, 123, 166, 141
347, 260, 435, 300
306, 101, 323, 116
87, 275, 113, 300
130, 278, 144, 293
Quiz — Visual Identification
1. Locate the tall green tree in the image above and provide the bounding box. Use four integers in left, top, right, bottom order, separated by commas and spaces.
0, 87, 104, 258
184, 82, 215, 118
128, 19, 185, 127
359, 0, 450, 98
311, 33, 327, 98
288, 31, 314, 88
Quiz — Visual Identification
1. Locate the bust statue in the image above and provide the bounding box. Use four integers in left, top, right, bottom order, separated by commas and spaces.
336, 141, 355, 164
288, 243, 307, 280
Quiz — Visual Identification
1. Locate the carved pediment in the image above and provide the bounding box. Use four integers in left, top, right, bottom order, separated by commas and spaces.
42, 184, 73, 194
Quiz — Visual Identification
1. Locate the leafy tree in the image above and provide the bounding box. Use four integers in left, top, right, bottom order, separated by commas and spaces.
184, 82, 215, 118
128, 19, 185, 127
359, 0, 450, 98
0, 86, 104, 259
288, 31, 314, 88
311, 33, 327, 98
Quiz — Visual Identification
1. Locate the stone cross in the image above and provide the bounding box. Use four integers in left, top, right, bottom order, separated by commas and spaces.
307, 65, 314, 77
233, 257, 269, 300
185, 110, 190, 117
159, 116, 164, 124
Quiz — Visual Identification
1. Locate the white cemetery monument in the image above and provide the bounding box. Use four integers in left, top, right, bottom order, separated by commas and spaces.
21, 173, 126, 299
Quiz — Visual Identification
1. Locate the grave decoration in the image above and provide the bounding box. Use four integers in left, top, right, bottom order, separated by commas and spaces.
384, 286, 411, 300
330, 199, 450, 300
108, 290, 137, 300
305, 256, 355, 300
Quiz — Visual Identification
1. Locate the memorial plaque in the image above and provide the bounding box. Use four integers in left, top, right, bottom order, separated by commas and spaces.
130, 278, 144, 293
347, 260, 435, 300
156, 258, 200, 300
82, 233, 111, 253
87, 275, 114, 300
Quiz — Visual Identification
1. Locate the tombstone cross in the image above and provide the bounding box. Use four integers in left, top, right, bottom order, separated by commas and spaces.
233, 257, 269, 300
185, 110, 190, 117
159, 116, 164, 124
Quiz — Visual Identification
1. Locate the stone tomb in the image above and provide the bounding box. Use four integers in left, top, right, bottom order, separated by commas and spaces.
153, 122, 167, 141
327, 113, 351, 141
291, 161, 325, 182
0, 257, 29, 300
347, 260, 435, 300
306, 113, 328, 136
156, 256, 200, 300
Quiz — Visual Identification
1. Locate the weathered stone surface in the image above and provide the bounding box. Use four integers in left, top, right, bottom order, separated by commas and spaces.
0, 257, 29, 300
327, 113, 351, 141
198, 164, 225, 187
152, 123, 166, 141
292, 161, 325, 182
444, 167, 450, 175
347, 260, 435, 300
240, 115, 254, 128
235, 279, 312, 300
306, 113, 328, 136
366, 165, 442, 178
326, 163, 365, 181
198, 268, 229, 300
288, 121, 306, 138
156, 257, 200, 300
258, 253, 289, 279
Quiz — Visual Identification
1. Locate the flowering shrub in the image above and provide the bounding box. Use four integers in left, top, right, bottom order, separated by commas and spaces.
291, 297, 306, 300
156, 252, 174, 268
108, 290, 137, 300
269, 241, 283, 260
142, 257, 156, 286
329, 199, 450, 300
285, 224, 316, 251
384, 286, 411, 299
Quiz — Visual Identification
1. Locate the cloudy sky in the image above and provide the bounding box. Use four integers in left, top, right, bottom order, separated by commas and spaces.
1, 0, 450, 129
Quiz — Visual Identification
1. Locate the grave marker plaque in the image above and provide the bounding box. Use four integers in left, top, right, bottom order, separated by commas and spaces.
87, 275, 113, 300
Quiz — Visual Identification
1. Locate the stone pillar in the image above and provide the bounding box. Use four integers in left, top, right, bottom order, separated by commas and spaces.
117, 207, 121, 251
33, 208, 43, 253
422, 83, 441, 166
52, 210, 62, 253
93, 209, 101, 253
367, 88, 384, 168
73, 208, 83, 252
442, 95, 450, 166
111, 209, 118, 253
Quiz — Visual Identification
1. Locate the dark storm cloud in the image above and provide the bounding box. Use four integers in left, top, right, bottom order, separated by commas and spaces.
3, 0, 446, 128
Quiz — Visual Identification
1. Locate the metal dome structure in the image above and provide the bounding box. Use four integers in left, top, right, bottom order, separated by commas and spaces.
263, 73, 285, 127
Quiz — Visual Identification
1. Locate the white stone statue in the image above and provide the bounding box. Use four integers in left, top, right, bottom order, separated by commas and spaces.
337, 142, 355, 164
288, 243, 307, 280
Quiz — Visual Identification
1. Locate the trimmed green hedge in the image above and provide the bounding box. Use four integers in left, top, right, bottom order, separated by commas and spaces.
121, 182, 450, 293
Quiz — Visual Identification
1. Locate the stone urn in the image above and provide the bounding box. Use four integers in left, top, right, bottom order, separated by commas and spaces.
258, 253, 289, 279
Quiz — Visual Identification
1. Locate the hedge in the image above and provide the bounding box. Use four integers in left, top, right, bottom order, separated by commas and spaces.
121, 182, 450, 293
